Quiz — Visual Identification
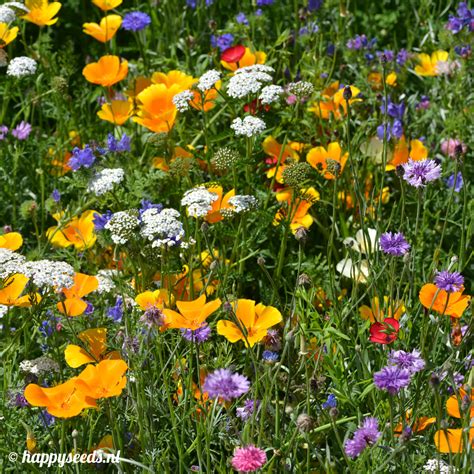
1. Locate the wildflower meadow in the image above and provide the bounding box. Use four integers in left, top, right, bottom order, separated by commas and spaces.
0, 0, 473, 472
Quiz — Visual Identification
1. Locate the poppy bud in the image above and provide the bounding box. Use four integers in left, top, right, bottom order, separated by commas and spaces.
329, 407, 339, 419
295, 227, 308, 244
343, 85, 352, 101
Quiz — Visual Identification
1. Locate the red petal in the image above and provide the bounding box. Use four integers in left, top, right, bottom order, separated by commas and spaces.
221, 45, 246, 63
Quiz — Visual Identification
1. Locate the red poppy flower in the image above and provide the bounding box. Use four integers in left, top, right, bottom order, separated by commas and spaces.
243, 98, 270, 115
221, 45, 245, 63
369, 318, 399, 344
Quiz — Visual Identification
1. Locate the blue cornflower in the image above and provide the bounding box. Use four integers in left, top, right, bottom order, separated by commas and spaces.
322, 394, 337, 409
262, 350, 279, 362
68, 145, 95, 171
210, 33, 234, 52
122, 11, 151, 32
236, 12, 249, 25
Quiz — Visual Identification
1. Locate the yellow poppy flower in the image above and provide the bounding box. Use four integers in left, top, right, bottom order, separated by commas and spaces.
217, 299, 282, 347
135, 289, 173, 310
151, 70, 196, 91
0, 232, 23, 251
434, 427, 474, 453
82, 55, 128, 87
309, 82, 361, 120
359, 297, 405, 323
0, 274, 41, 307
263, 136, 299, 183
0, 23, 19, 47
91, 0, 122, 11
306, 142, 348, 179
83, 14, 122, 43
190, 81, 221, 112
22, 0, 62, 27
57, 272, 99, 317
46, 210, 97, 250
419, 283, 470, 318
415, 50, 449, 76
97, 99, 134, 125
204, 185, 235, 224
162, 294, 221, 331
221, 47, 266, 71
65, 328, 121, 368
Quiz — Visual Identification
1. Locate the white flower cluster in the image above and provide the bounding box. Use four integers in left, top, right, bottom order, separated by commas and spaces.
287, 81, 314, 98
172, 89, 194, 112
0, 248, 26, 279
23, 260, 75, 291
228, 195, 258, 213
20, 356, 59, 375
87, 168, 125, 196
197, 69, 221, 91
0, 5, 16, 23
423, 459, 456, 473
104, 211, 140, 245
95, 269, 118, 294
4, 2, 29, 14
259, 85, 284, 105
140, 208, 186, 248
6, 56, 37, 78
227, 65, 274, 99
231, 116, 266, 137
181, 186, 218, 218
0, 305, 8, 318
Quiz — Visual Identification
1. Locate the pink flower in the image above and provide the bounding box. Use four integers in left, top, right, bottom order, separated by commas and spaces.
440, 138, 467, 158
231, 445, 267, 472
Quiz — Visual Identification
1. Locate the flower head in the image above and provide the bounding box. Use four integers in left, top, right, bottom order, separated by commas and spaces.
11, 121, 32, 140
202, 368, 250, 401
83, 15, 122, 43
434, 270, 464, 293
402, 159, 441, 187
231, 445, 267, 472
122, 11, 151, 31
369, 318, 399, 344
0, 22, 19, 47
379, 232, 410, 256
181, 323, 212, 343
419, 283, 470, 318
92, 0, 122, 11
374, 365, 411, 394
22, 0, 61, 27
344, 417, 381, 458
388, 349, 425, 375
83, 55, 128, 87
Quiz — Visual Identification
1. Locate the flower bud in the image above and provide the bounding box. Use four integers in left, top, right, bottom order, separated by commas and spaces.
343, 85, 352, 101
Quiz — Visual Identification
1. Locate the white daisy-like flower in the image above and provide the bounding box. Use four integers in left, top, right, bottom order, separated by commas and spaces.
23, 260, 75, 291
105, 211, 140, 245
140, 208, 186, 248
20, 356, 60, 375
0, 5, 16, 23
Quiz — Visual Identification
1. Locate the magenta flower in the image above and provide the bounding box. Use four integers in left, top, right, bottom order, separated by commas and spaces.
231, 445, 266, 472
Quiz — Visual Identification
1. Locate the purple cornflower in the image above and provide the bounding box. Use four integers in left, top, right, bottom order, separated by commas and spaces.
68, 145, 95, 171
107, 133, 131, 153
374, 366, 411, 394
210, 33, 234, 52
322, 394, 337, 409
376, 49, 394, 63
0, 125, 8, 140
402, 159, 441, 188
446, 172, 464, 192
93, 210, 113, 231
455, 44, 471, 58
388, 349, 425, 375
236, 399, 260, 421
51, 189, 61, 203
121, 11, 151, 32
107, 296, 124, 323
181, 323, 211, 343
140, 306, 165, 329
236, 12, 249, 25
379, 231, 410, 256
396, 49, 409, 66
11, 121, 32, 140
344, 417, 381, 458
262, 350, 279, 362
434, 270, 464, 293
202, 369, 250, 400
347, 34, 367, 50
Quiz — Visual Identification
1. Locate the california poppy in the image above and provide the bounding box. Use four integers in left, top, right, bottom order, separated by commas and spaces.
306, 142, 348, 179
217, 299, 282, 347
263, 136, 300, 184
419, 283, 470, 318
151, 70, 196, 91
57, 272, 98, 317
394, 411, 436, 435
75, 359, 128, 399
359, 297, 405, 323
309, 82, 361, 120
65, 328, 121, 368
367, 71, 397, 89
190, 82, 221, 112
0, 23, 19, 47
446, 388, 474, 419
91, 0, 122, 11
434, 428, 474, 453
97, 99, 134, 125
204, 186, 235, 224
0, 232, 23, 251
24, 378, 97, 418
22, 0, 62, 27
83, 55, 128, 87
162, 294, 221, 331
46, 210, 97, 250
221, 47, 266, 71
83, 15, 122, 43
0, 274, 41, 307
388, 136, 428, 169
369, 318, 399, 344
415, 51, 449, 77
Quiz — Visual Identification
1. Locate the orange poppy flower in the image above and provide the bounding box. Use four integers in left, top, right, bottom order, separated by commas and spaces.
83, 55, 128, 87
125, 76, 153, 98
22, 0, 62, 27
263, 136, 300, 183
309, 83, 361, 120
217, 299, 282, 347
388, 136, 428, 169
46, 210, 97, 250
92, 0, 122, 11
359, 297, 405, 323
434, 427, 474, 453
0, 23, 19, 47
135, 289, 173, 310
57, 272, 99, 317
162, 294, 221, 331
65, 328, 121, 368
0, 232, 23, 251
97, 99, 134, 125
205, 185, 235, 224
415, 51, 449, 77
152, 146, 194, 171
24, 378, 97, 418
221, 47, 266, 71
273, 187, 320, 233
0, 274, 41, 307
307, 142, 348, 179
83, 15, 122, 43
75, 359, 128, 399
151, 70, 196, 91
190, 82, 221, 112
368, 71, 397, 89
134, 83, 182, 133
446, 388, 474, 419
394, 415, 436, 436
419, 283, 470, 318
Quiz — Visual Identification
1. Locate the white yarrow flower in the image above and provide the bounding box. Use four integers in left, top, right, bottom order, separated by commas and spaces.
259, 85, 284, 104
88, 168, 124, 196
181, 186, 219, 218
0, 5, 16, 23
230, 116, 266, 137
20, 356, 60, 375
6, 56, 37, 78
197, 69, 221, 91
172, 90, 194, 112
23, 260, 75, 291
140, 208, 186, 248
